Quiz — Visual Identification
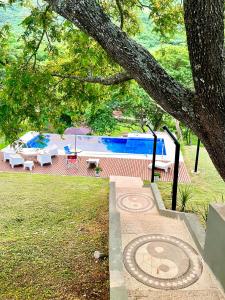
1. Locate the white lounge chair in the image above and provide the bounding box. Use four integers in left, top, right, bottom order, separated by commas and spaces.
148, 161, 172, 173
3, 149, 16, 162
9, 154, 24, 168
45, 144, 58, 157
37, 154, 52, 166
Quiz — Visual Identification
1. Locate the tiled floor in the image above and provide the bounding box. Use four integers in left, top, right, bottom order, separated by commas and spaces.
0, 153, 191, 183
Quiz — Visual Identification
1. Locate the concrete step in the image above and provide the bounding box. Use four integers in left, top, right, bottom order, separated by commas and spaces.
128, 288, 225, 300
115, 187, 158, 216
116, 187, 152, 195
110, 176, 143, 188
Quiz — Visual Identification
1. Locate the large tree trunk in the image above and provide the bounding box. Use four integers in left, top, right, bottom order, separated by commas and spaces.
46, 0, 225, 181
184, 0, 225, 179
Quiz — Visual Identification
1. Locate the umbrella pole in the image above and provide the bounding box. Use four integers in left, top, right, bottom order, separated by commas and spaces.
75, 134, 77, 152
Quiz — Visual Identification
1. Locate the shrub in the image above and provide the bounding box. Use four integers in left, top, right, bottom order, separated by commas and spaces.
178, 185, 192, 212
154, 172, 161, 178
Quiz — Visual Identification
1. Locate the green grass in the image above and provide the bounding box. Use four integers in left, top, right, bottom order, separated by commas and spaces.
0, 136, 7, 150
110, 123, 143, 137
158, 145, 225, 224
0, 173, 109, 300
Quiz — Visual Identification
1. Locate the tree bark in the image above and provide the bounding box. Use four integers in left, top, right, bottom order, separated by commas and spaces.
175, 120, 183, 141
46, 0, 225, 181
184, 0, 225, 179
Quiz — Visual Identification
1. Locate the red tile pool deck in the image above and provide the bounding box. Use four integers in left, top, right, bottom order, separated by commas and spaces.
0, 153, 191, 183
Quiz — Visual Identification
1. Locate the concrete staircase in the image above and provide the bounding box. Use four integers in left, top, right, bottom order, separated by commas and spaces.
109, 176, 225, 300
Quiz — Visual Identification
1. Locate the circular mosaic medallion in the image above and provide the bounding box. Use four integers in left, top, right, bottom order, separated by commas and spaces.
123, 234, 203, 290
117, 193, 155, 212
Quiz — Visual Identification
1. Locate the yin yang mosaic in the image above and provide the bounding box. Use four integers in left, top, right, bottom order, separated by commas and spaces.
123, 234, 203, 290
117, 193, 155, 212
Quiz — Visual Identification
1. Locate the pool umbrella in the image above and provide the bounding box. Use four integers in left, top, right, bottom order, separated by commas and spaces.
64, 127, 91, 135
64, 127, 91, 153
75, 134, 77, 152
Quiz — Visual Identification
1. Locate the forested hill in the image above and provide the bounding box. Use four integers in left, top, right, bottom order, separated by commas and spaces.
0, 4, 165, 49
0, 4, 30, 33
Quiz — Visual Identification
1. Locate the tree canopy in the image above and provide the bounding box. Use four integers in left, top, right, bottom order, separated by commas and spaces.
0, 0, 224, 180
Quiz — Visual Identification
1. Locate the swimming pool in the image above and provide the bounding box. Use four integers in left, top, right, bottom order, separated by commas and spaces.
25, 134, 166, 155
101, 137, 166, 155
25, 134, 50, 148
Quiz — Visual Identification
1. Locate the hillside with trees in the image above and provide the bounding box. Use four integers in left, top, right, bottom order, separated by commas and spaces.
0, 3, 30, 32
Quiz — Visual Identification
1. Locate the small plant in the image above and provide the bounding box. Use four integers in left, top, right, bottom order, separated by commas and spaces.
95, 166, 102, 172
143, 180, 151, 187
192, 203, 209, 226
200, 204, 209, 224
178, 185, 193, 212
154, 172, 161, 182
154, 172, 161, 178
95, 166, 102, 176
213, 193, 225, 203
192, 194, 225, 227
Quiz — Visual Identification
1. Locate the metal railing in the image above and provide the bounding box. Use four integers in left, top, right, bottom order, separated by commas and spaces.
163, 126, 180, 211
194, 138, 201, 173
146, 124, 157, 183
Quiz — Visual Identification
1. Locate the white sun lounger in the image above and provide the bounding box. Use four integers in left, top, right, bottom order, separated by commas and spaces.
45, 144, 58, 157
9, 154, 24, 168
3, 149, 16, 162
37, 154, 52, 166
148, 161, 172, 173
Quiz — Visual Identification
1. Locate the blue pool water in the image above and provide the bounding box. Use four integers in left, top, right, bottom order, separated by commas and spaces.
101, 137, 166, 155
25, 135, 50, 148
25, 134, 166, 155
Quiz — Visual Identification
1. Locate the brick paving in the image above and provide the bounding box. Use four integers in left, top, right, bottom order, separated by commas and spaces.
111, 176, 225, 299
0, 152, 191, 183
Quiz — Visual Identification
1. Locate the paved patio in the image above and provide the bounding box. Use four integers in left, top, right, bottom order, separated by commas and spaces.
110, 176, 225, 299
0, 153, 191, 183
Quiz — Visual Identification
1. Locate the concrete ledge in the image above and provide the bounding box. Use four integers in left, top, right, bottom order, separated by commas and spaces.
183, 212, 205, 254
109, 181, 128, 300
204, 204, 225, 291
151, 183, 205, 254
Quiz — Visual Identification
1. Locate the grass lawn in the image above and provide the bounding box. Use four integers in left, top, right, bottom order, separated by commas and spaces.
158, 145, 225, 224
0, 173, 109, 300
0, 136, 7, 150
110, 123, 143, 137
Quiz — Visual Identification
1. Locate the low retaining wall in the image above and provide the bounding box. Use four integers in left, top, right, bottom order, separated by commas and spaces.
150, 183, 206, 254
204, 204, 225, 291
151, 183, 225, 292
109, 182, 128, 300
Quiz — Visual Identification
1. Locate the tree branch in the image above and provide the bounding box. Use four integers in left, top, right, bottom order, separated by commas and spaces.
137, 0, 152, 11
115, 0, 124, 29
25, 28, 46, 68
46, 0, 195, 124
51, 71, 132, 85
23, 6, 50, 68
